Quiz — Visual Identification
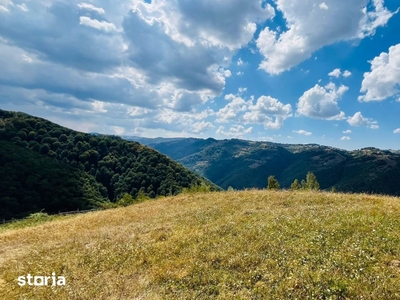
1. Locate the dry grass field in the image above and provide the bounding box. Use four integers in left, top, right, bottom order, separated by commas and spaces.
1, 190, 400, 299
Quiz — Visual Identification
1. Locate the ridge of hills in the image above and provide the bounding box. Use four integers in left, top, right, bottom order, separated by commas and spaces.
126, 136, 400, 195
0, 109, 216, 220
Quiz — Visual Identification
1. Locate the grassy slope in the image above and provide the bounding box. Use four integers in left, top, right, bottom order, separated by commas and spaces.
1, 190, 400, 299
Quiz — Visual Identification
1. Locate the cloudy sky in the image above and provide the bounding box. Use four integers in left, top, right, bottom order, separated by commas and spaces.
1, 0, 400, 150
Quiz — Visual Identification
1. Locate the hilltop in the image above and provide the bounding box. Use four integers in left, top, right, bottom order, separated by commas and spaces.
1, 190, 400, 299
126, 137, 400, 195
0, 109, 217, 220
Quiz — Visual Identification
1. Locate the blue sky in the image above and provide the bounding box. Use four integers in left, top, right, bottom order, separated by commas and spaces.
1, 0, 400, 150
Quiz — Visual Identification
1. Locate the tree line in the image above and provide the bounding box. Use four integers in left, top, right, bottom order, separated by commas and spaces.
267, 171, 321, 191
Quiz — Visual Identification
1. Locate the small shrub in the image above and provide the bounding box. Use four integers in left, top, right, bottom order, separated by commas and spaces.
27, 212, 49, 221
182, 183, 212, 194
116, 193, 136, 207
136, 189, 150, 202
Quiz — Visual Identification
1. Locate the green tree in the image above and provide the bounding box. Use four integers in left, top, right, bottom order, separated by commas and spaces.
290, 179, 301, 190
302, 172, 320, 190
27, 131, 36, 140
116, 193, 135, 207
18, 130, 27, 140
267, 175, 280, 190
59, 134, 68, 143
39, 143, 50, 155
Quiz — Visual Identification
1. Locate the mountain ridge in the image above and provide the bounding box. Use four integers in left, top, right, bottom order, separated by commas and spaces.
125, 136, 400, 195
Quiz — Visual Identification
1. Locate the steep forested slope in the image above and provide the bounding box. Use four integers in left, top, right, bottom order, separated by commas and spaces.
0, 109, 216, 220
0, 141, 107, 220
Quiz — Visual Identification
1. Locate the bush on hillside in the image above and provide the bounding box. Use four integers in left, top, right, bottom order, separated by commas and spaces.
182, 183, 212, 194
116, 193, 136, 207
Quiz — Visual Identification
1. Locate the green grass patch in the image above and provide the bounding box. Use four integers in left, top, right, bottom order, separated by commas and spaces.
0, 212, 73, 232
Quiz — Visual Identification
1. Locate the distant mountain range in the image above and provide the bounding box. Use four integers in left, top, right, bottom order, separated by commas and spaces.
125, 136, 400, 195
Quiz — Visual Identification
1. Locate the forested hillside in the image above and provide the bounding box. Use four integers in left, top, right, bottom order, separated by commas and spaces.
0, 109, 216, 220
0, 141, 107, 220
130, 137, 400, 195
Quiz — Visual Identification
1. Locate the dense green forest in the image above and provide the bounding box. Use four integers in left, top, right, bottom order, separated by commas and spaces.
0, 109, 216, 220
0, 141, 107, 220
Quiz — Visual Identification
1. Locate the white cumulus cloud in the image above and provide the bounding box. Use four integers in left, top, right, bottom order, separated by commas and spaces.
359, 43, 400, 102
394, 128, 400, 134
297, 83, 348, 120
319, 2, 329, 10
216, 125, 253, 137
216, 94, 250, 123
243, 95, 292, 129
77, 3, 105, 14
293, 129, 312, 136
1, 0, 396, 139
79, 16, 118, 32
224, 70, 232, 78
343, 70, 352, 77
328, 68, 352, 78
328, 68, 342, 78
130, 0, 275, 50
238, 87, 247, 94
347, 112, 379, 129
248, 95, 292, 115
257, 0, 395, 74
191, 121, 214, 133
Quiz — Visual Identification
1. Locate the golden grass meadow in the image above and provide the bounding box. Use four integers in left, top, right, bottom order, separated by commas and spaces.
1, 190, 400, 299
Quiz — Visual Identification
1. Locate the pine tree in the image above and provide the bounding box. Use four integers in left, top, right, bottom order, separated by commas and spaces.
302, 171, 320, 190
267, 175, 280, 190
290, 178, 301, 190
